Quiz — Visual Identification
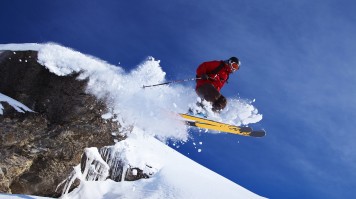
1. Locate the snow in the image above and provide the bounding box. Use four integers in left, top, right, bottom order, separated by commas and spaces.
0, 194, 52, 199
0, 43, 265, 199
0, 93, 33, 115
0, 43, 42, 51
63, 133, 264, 199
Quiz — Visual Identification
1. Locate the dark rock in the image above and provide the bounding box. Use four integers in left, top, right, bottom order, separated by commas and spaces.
0, 50, 124, 197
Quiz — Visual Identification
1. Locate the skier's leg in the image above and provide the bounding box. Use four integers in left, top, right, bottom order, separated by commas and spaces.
212, 95, 227, 112
196, 84, 220, 103
196, 84, 227, 112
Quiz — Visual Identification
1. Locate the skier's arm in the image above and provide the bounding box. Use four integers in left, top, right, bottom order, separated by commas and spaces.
196, 61, 219, 80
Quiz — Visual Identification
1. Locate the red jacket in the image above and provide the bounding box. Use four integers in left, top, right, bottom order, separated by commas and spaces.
196, 60, 231, 92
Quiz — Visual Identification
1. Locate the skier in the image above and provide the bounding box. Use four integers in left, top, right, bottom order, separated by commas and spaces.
195, 57, 240, 112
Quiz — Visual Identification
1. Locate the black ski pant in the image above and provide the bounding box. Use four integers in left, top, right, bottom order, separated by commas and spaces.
196, 84, 227, 112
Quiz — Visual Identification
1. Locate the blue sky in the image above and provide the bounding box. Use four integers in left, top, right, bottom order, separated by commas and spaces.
1, 0, 356, 198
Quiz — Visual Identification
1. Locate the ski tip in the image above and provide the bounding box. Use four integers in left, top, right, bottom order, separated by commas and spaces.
250, 130, 266, 137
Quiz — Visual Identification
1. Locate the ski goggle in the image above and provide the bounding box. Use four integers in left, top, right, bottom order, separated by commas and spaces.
230, 61, 240, 72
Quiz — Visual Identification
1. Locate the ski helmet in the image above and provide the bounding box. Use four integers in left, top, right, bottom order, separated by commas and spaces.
228, 57, 241, 71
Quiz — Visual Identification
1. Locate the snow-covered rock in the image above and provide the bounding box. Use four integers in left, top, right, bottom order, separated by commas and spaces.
0, 43, 265, 198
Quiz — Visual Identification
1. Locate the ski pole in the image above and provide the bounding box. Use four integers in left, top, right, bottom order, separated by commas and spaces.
142, 77, 201, 88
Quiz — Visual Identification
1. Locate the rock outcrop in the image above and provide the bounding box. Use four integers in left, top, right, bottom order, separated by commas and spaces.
0, 50, 124, 197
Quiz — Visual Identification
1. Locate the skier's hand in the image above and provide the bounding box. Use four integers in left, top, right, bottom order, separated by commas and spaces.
201, 74, 210, 80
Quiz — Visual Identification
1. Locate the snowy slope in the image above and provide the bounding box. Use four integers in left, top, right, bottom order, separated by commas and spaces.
64, 134, 265, 199
0, 43, 265, 199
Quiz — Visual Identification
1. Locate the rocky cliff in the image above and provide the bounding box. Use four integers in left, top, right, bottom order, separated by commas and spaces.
0, 50, 123, 197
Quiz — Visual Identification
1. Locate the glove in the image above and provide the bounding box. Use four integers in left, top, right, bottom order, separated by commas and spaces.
200, 74, 210, 80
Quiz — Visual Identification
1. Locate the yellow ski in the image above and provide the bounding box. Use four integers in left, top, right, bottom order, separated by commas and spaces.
179, 113, 265, 137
